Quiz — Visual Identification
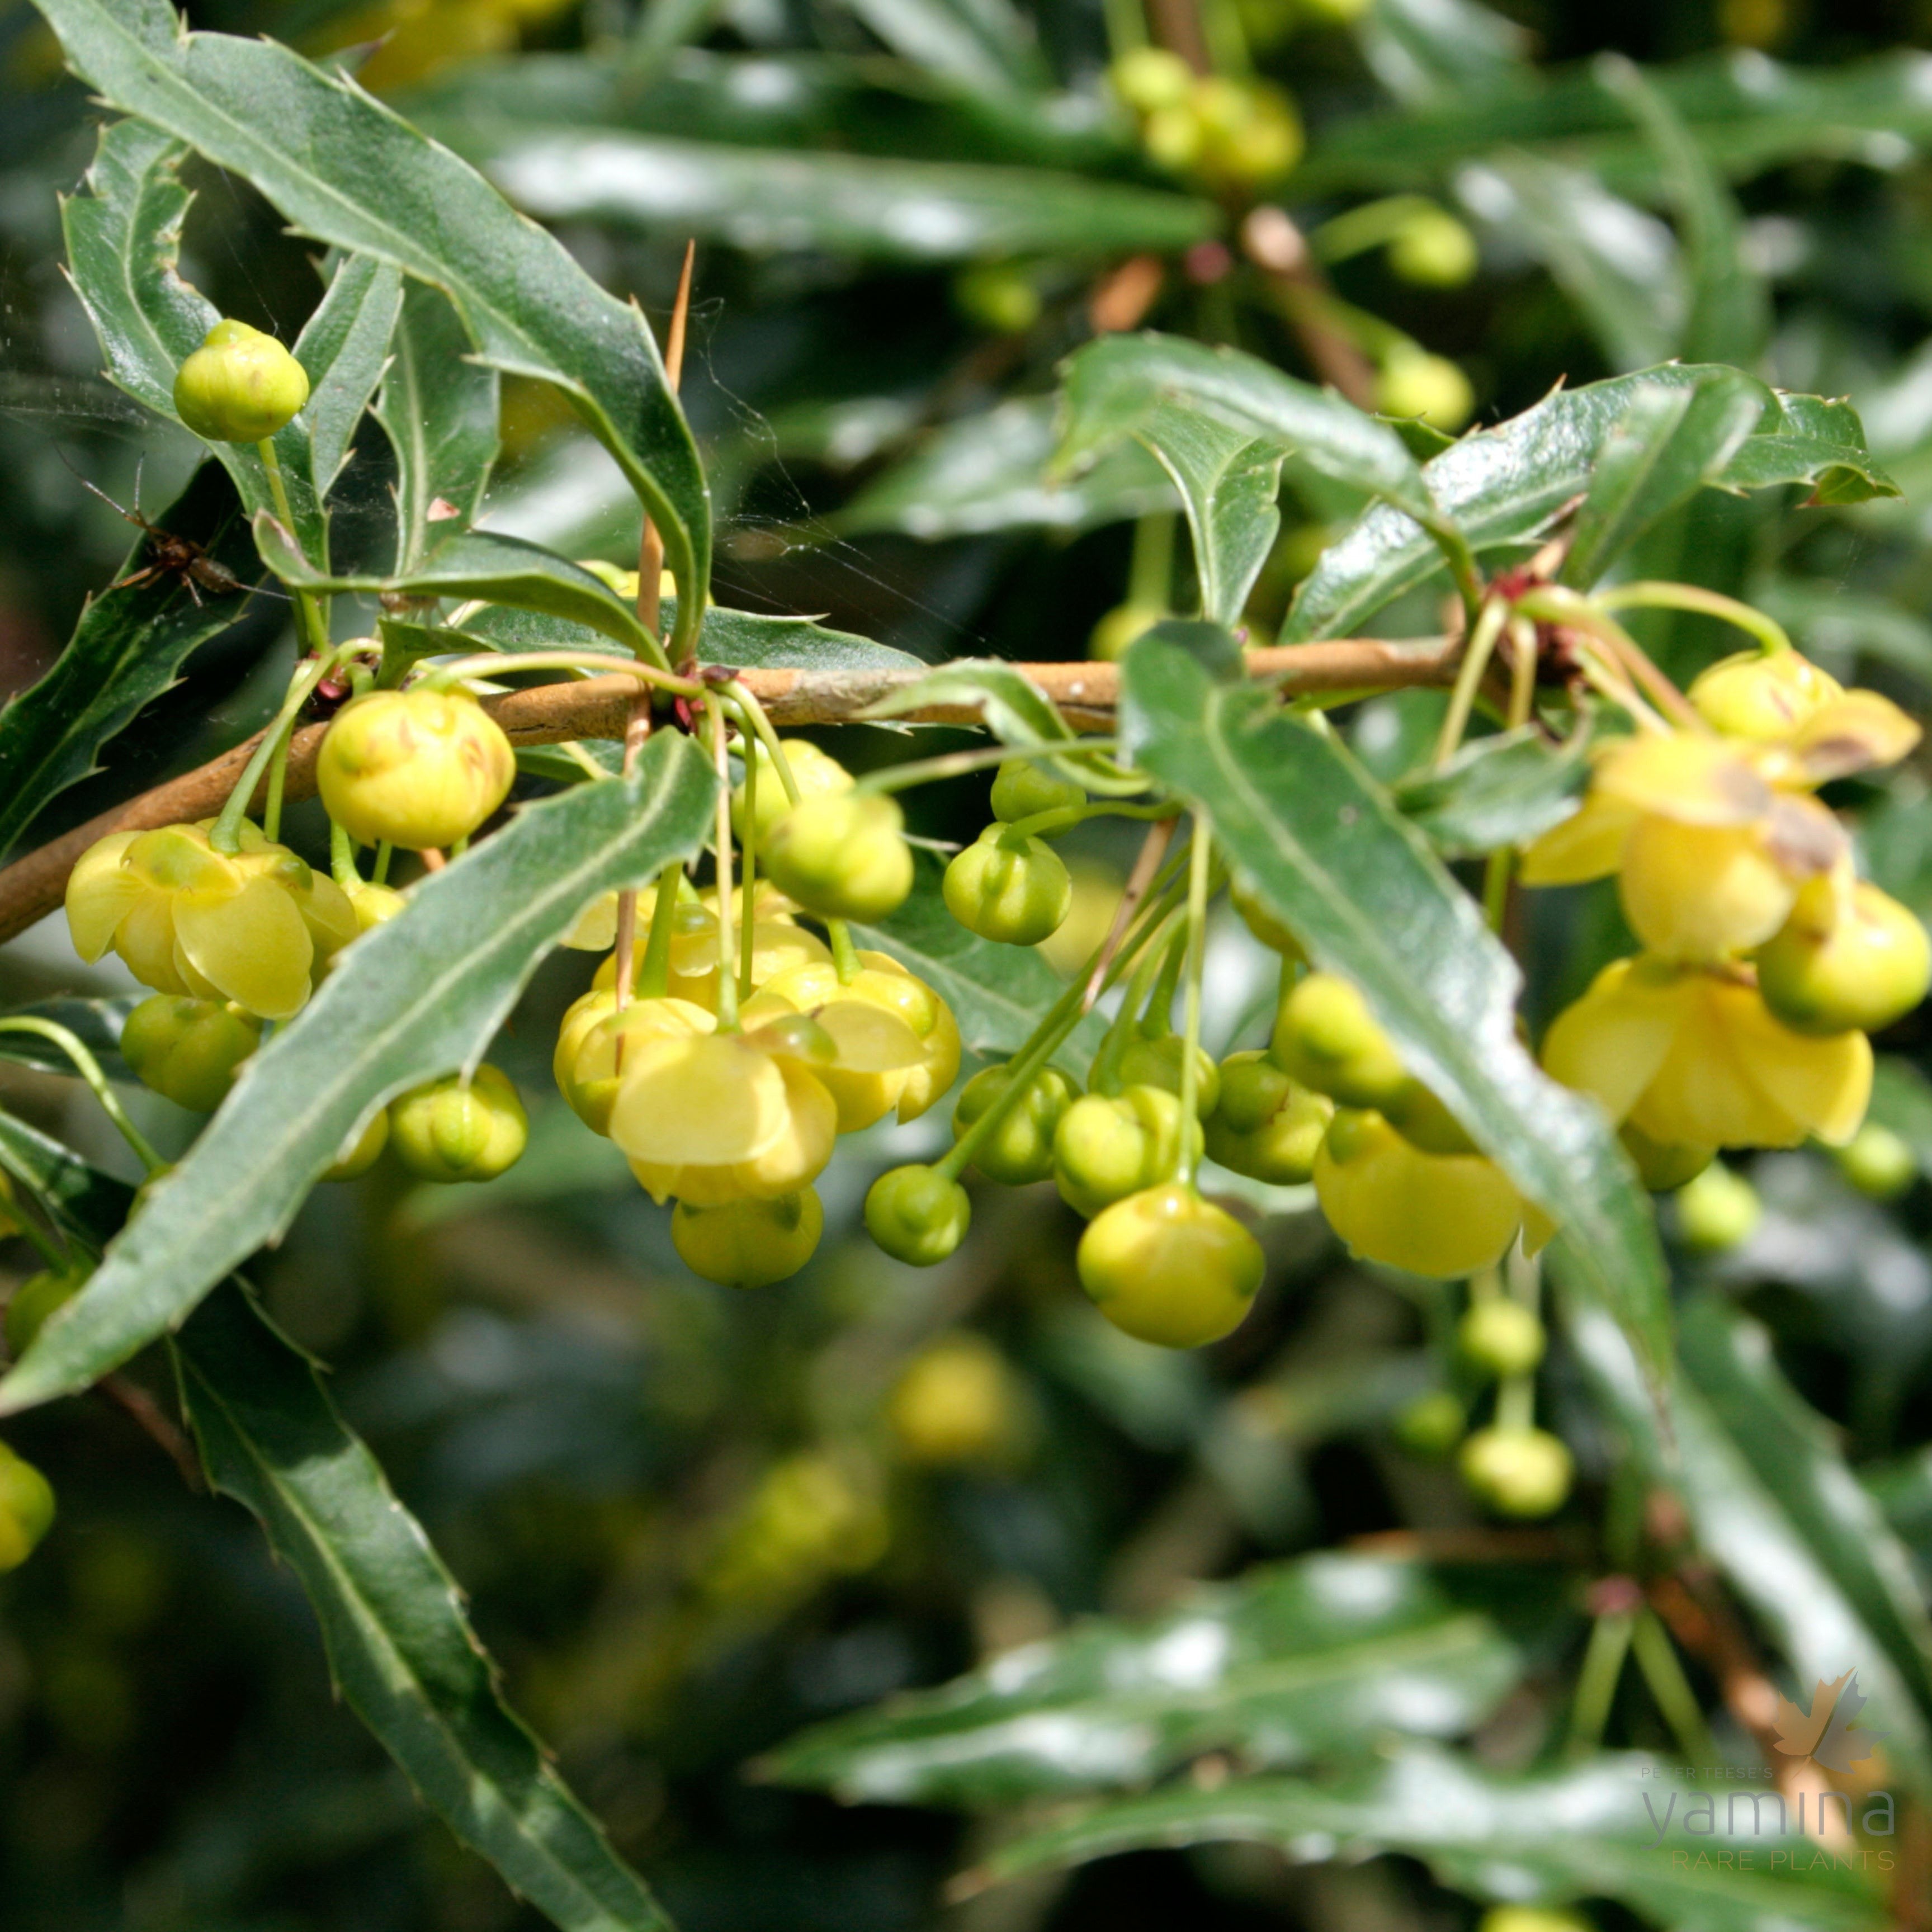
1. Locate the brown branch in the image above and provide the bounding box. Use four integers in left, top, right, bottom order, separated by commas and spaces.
0, 636, 1456, 947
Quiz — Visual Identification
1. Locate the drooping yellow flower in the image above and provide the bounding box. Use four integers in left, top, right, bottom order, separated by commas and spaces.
66, 820, 356, 1021
1541, 953, 1870, 1151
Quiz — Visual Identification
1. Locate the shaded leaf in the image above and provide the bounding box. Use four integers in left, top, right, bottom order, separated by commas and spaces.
0, 996, 138, 1080
1557, 1279, 1932, 1801
295, 252, 404, 513
1121, 639, 1670, 1377
256, 521, 662, 660
376, 278, 500, 570
34, 0, 711, 654
481, 134, 1215, 263
967, 1742, 1887, 1929
1287, 366, 1896, 641
763, 1552, 1555, 1807
1559, 373, 1763, 588
837, 396, 1175, 538
1354, 0, 1529, 107
0, 461, 262, 861
0, 733, 718, 1415
176, 1286, 676, 1932
1391, 725, 1590, 857
1132, 405, 1283, 627
840, 0, 1047, 98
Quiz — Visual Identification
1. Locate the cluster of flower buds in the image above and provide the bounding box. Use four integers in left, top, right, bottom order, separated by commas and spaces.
1108, 48, 1302, 190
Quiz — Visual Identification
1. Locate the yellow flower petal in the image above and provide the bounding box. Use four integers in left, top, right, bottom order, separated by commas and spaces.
1519, 794, 1637, 886
609, 1034, 791, 1165
729, 1062, 839, 1197
113, 892, 191, 995
1792, 689, 1922, 782
64, 833, 144, 961
1627, 976, 1802, 1150
1540, 957, 1684, 1123
1594, 732, 1771, 826
1618, 819, 1796, 961
1721, 982, 1873, 1147
174, 875, 315, 1020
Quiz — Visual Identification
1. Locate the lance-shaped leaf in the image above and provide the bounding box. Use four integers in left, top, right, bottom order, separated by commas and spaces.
61, 118, 399, 566
175, 1285, 676, 1932
853, 859, 1107, 1071
255, 521, 663, 661
1121, 639, 1670, 1377
1600, 55, 1769, 368
1354, 0, 1528, 106
1058, 333, 1437, 528
963, 1742, 1887, 1929
0, 733, 718, 1415
1558, 1278, 1932, 1801
1131, 405, 1283, 627
376, 278, 500, 570
480, 136, 1213, 263
842, 0, 1048, 96
31, 0, 711, 656
836, 396, 1175, 538
1287, 364, 1896, 641
1559, 372, 1762, 587
762, 1553, 1553, 1807
1391, 724, 1591, 858
0, 460, 262, 860
0, 1113, 675, 1932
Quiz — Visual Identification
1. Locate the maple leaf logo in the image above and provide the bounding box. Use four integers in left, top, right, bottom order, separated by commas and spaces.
1772, 1670, 1884, 1773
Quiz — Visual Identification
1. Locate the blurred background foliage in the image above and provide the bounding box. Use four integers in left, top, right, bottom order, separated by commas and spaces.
7, 0, 1932, 1924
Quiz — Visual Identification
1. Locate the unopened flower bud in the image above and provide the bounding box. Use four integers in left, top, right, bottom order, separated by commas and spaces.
173, 319, 310, 443
318, 689, 515, 852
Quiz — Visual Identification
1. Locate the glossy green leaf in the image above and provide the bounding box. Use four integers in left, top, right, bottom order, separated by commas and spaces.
480, 134, 1214, 263
375, 279, 500, 570
852, 859, 1107, 1071
456, 598, 925, 674
1057, 333, 1436, 527
175, 1285, 676, 1932
0, 461, 262, 861
840, 0, 1047, 97
34, 0, 711, 655
1457, 155, 1680, 374
966, 1742, 1887, 1929
1559, 373, 1762, 587
0, 1111, 675, 1932
1558, 1281, 1932, 1799
836, 397, 1175, 538
859, 659, 1076, 742
1599, 55, 1769, 367
1121, 639, 1670, 1377
255, 521, 662, 661
763, 1552, 1552, 1807
1287, 366, 1896, 641
1391, 724, 1591, 857
295, 252, 405, 512
0, 733, 718, 1415
1131, 405, 1283, 627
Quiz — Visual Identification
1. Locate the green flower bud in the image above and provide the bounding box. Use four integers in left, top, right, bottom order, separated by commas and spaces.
1457, 1298, 1546, 1379
1089, 602, 1165, 662
1393, 1390, 1466, 1459
1476, 1911, 1593, 1932
764, 792, 914, 924
1227, 875, 1303, 958
389, 1065, 527, 1184
731, 739, 852, 847
673, 1188, 824, 1288
1108, 45, 1195, 112
6, 1262, 89, 1358
1459, 1425, 1574, 1518
1756, 877, 1931, 1037
120, 994, 262, 1113
889, 1335, 1021, 1466
952, 1062, 1080, 1186
1619, 1121, 1713, 1193
319, 689, 516, 852
1383, 1078, 1476, 1156
1053, 1084, 1200, 1218
1377, 346, 1473, 433
173, 319, 310, 443
1675, 1162, 1761, 1253
1271, 972, 1408, 1109
953, 263, 1042, 336
943, 825, 1072, 946
1078, 1182, 1264, 1348
1115, 1033, 1221, 1117
989, 758, 1085, 825
1387, 209, 1479, 287
865, 1164, 971, 1267
1835, 1122, 1917, 1201
1204, 1050, 1331, 1184
0, 1445, 55, 1572
345, 881, 408, 934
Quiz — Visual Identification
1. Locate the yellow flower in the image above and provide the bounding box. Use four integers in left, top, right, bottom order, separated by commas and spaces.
1541, 953, 1870, 1151
554, 989, 714, 1135
65, 820, 356, 1021
591, 905, 829, 1010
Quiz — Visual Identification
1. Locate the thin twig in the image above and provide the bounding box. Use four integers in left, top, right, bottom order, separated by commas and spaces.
1084, 818, 1176, 1013
100, 1372, 203, 1491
